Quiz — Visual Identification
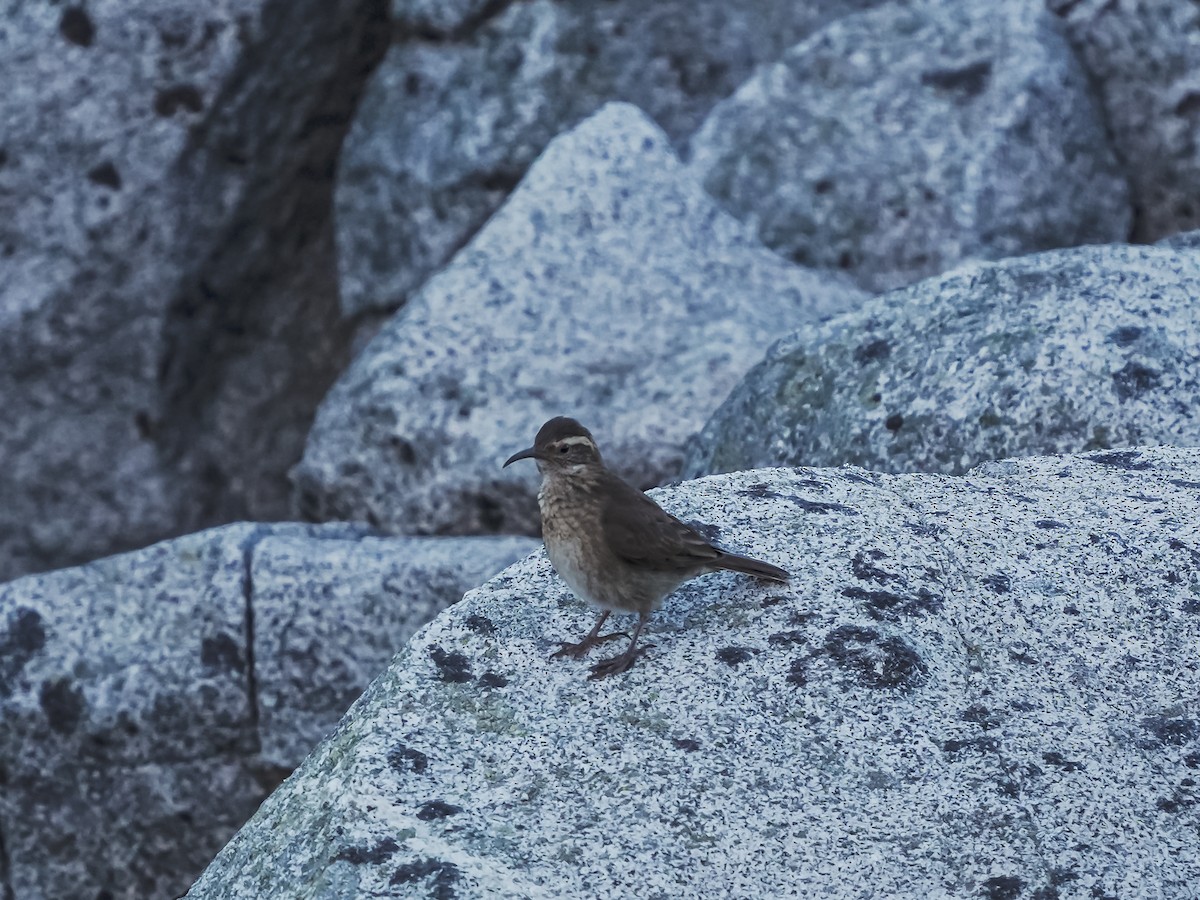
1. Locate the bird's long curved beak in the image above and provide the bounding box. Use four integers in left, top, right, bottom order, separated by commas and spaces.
503, 447, 540, 468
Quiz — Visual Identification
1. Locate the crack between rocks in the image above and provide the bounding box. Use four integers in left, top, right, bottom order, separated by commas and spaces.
240, 526, 277, 747
878, 473, 1061, 889
0, 816, 13, 900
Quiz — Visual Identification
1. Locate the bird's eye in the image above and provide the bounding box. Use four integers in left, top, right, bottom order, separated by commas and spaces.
558, 445, 569, 454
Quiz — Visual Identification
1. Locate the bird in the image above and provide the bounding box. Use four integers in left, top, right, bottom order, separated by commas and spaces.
503, 416, 789, 679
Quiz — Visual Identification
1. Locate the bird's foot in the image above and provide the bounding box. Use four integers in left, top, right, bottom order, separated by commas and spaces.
587, 643, 655, 680
551, 632, 628, 660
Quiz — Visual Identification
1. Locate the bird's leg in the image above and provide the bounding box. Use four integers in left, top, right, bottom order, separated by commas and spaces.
588, 612, 651, 679
551, 610, 628, 660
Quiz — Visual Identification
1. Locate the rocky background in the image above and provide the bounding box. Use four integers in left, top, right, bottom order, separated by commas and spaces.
2, 0, 1199, 897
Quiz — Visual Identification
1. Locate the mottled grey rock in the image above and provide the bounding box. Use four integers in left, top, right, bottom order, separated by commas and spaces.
336, 0, 887, 314
298, 103, 866, 537
1156, 228, 1200, 252
0, 522, 532, 900
0, 0, 385, 581
187, 452, 1200, 899
684, 244, 1200, 479
688, 0, 1131, 293
1049, 0, 1200, 241
252, 532, 536, 767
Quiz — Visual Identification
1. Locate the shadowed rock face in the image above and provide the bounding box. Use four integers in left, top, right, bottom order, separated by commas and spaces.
1048, 0, 1200, 242
335, 0, 888, 315
295, 103, 867, 539
0, 0, 388, 583
186, 450, 1200, 898
687, 0, 1131, 293
0, 523, 534, 899
684, 244, 1200, 479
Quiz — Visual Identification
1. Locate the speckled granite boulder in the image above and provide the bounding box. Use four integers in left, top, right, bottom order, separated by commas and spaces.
0, 0, 384, 581
0, 523, 533, 900
297, 103, 866, 537
1049, 0, 1200, 241
687, 0, 1130, 293
335, 0, 886, 314
684, 244, 1200, 479
187, 450, 1200, 898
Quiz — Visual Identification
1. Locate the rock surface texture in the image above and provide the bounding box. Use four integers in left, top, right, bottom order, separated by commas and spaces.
335, 0, 888, 315
685, 244, 1200, 479
0, 523, 533, 900
297, 103, 866, 537
687, 0, 1131, 293
0, 0, 386, 582
187, 451, 1200, 898
1048, 0, 1200, 241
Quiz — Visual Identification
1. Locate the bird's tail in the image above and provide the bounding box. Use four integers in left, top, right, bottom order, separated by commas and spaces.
714, 552, 790, 583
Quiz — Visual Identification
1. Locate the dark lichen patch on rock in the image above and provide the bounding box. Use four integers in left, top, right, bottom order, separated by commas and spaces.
961, 704, 1001, 729
335, 837, 399, 865
981, 874, 1024, 900
39, 677, 86, 734
1042, 751, 1084, 772
416, 800, 462, 821
768, 630, 807, 648
428, 646, 472, 683
86, 161, 122, 190
738, 484, 858, 515
1089, 449, 1152, 470
672, 738, 701, 752
390, 858, 461, 898
200, 632, 243, 673
0, 607, 46, 694
153, 84, 204, 117
853, 338, 891, 364
841, 585, 944, 621
1034, 519, 1067, 530
982, 573, 1011, 594
1106, 325, 1144, 347
1111, 362, 1162, 400
464, 614, 495, 634
59, 6, 95, 47
850, 549, 901, 583
941, 736, 999, 754
715, 646, 754, 667
823, 626, 928, 690
1140, 715, 1198, 747
387, 743, 429, 775
477, 671, 508, 688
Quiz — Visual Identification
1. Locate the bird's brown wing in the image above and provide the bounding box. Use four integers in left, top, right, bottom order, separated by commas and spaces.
599, 474, 722, 573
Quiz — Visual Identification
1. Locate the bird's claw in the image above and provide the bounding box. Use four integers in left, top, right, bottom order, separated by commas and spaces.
550, 632, 628, 660
587, 644, 653, 680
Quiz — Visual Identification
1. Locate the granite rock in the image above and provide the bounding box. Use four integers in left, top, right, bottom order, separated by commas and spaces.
252, 531, 537, 768
0, 0, 386, 581
688, 0, 1131, 293
298, 103, 867, 537
1048, 0, 1200, 241
684, 244, 1200, 479
186, 451, 1200, 898
0, 522, 533, 900
335, 0, 887, 314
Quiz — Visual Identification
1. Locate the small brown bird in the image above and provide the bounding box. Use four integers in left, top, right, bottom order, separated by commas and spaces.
504, 416, 789, 679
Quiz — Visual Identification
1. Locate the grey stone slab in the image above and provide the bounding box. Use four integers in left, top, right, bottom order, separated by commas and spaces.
0, 0, 383, 581
252, 533, 537, 768
0, 521, 528, 899
185, 451, 1200, 898
688, 0, 1131, 293
684, 243, 1200, 479
336, 0, 887, 314
298, 103, 866, 538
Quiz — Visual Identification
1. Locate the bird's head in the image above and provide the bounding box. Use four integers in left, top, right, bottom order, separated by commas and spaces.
503, 416, 604, 476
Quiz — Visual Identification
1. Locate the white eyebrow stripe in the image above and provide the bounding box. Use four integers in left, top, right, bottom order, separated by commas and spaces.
558, 436, 596, 448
